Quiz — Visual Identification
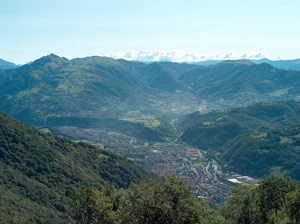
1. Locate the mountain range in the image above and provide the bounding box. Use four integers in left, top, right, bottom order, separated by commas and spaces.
1, 54, 300, 179
2, 53, 300, 223
193, 58, 300, 70
179, 60, 300, 104
1, 54, 300, 128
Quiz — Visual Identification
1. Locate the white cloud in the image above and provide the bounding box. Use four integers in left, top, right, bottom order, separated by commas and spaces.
105, 50, 274, 62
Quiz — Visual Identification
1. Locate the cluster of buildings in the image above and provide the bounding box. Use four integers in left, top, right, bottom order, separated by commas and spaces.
53, 125, 259, 204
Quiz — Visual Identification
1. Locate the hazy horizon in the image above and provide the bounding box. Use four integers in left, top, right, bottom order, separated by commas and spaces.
1, 0, 300, 64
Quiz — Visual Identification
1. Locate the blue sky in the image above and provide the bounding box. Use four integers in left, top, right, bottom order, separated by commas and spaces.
1, 0, 299, 64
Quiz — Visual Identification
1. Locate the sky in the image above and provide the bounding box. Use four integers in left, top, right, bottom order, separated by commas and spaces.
1, 0, 300, 64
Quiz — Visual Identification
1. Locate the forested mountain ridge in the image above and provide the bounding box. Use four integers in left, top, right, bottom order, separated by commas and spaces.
0, 54, 147, 125
1, 112, 300, 223
1, 54, 300, 129
0, 58, 18, 70
179, 60, 300, 102
0, 111, 156, 223
193, 58, 300, 70
180, 101, 300, 179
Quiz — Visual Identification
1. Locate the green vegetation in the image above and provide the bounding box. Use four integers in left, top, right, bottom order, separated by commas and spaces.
0, 111, 157, 223
180, 101, 300, 179
221, 175, 300, 224
66, 175, 227, 224
179, 61, 300, 102
2, 54, 300, 223
49, 116, 177, 142
66, 175, 300, 224
193, 162, 202, 167
145, 119, 161, 128
1, 55, 300, 130
1, 109, 300, 223
220, 126, 300, 179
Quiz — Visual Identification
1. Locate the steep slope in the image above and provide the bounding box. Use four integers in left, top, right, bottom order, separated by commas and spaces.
2, 55, 300, 132
180, 101, 300, 178
251, 58, 300, 70
155, 61, 200, 78
180, 101, 300, 131
139, 62, 186, 92
0, 58, 18, 70
0, 54, 148, 125
0, 111, 156, 223
179, 60, 300, 105
221, 126, 300, 179
0, 55, 201, 127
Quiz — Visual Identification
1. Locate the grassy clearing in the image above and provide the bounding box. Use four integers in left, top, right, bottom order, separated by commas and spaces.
145, 120, 161, 129
269, 88, 290, 97
203, 121, 215, 126
193, 162, 203, 168
251, 132, 267, 139
280, 136, 294, 144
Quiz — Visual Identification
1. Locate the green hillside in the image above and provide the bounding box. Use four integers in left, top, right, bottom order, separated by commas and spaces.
1, 55, 300, 129
180, 101, 300, 178
193, 58, 300, 70
221, 126, 300, 178
0, 54, 146, 125
138, 62, 187, 92
179, 60, 300, 104
46, 116, 177, 142
0, 58, 18, 70
0, 111, 156, 223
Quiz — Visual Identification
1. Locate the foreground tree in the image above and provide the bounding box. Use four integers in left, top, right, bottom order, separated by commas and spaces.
65, 182, 117, 224
257, 175, 296, 223
67, 175, 300, 224
66, 175, 226, 224
220, 184, 261, 224
287, 185, 300, 223
118, 174, 209, 224
221, 175, 300, 224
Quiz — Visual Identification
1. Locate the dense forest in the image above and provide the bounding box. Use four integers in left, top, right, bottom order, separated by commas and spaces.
0, 111, 157, 223
180, 101, 300, 178
1, 108, 300, 223
1, 54, 300, 223
1, 55, 300, 127
65, 174, 300, 224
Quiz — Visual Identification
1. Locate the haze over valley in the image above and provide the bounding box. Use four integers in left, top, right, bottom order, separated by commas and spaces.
1, 54, 300, 206
2, 0, 300, 223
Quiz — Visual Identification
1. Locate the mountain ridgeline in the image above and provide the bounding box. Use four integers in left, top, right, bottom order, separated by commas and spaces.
194, 58, 300, 70
2, 54, 300, 223
0, 58, 18, 70
180, 101, 300, 179
0, 111, 157, 223
0, 54, 300, 128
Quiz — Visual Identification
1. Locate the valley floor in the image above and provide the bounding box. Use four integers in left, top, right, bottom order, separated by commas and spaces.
51, 126, 259, 204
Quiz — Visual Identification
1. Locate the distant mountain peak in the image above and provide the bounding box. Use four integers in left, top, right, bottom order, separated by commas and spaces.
43, 53, 67, 62
30, 53, 69, 68
0, 58, 18, 70
220, 59, 254, 66
253, 62, 275, 69
71, 55, 121, 67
